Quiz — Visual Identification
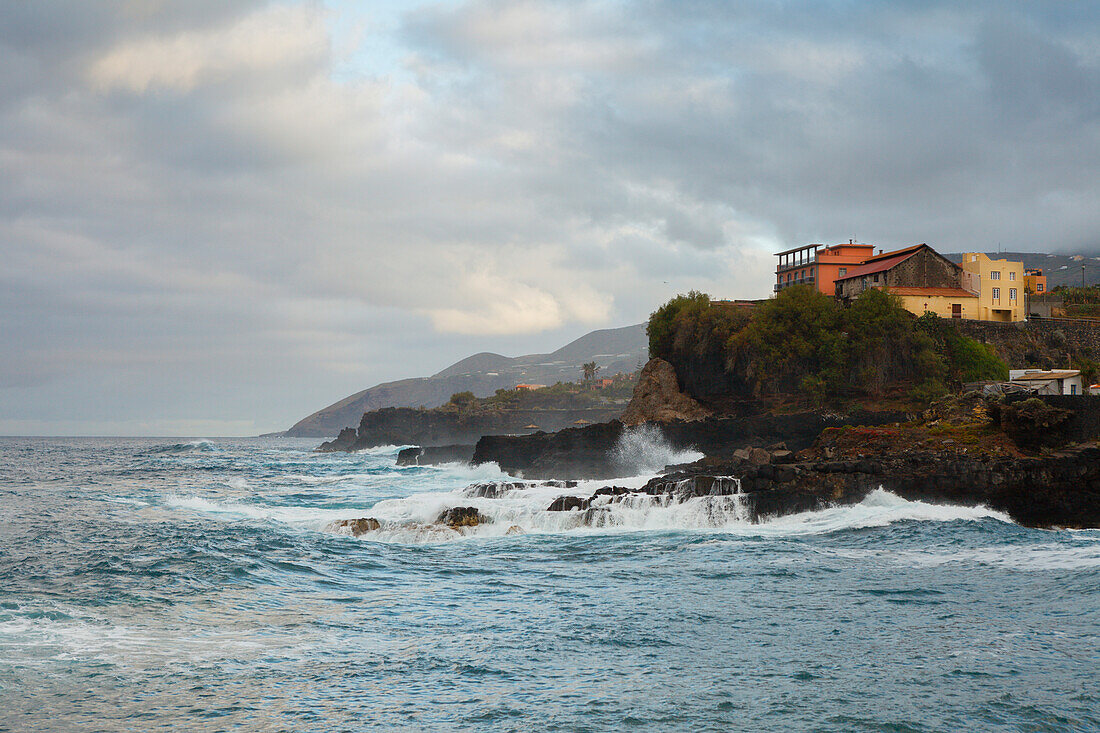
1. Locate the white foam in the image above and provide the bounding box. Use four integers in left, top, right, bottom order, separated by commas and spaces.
167, 468, 1020, 545
736, 488, 1014, 538
165, 495, 353, 526
610, 424, 704, 474
339, 487, 1017, 544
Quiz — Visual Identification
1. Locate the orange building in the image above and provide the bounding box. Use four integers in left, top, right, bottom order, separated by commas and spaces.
1023, 268, 1047, 295
774, 240, 876, 295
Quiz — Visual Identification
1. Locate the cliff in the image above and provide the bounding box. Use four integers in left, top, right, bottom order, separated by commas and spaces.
526, 393, 1100, 529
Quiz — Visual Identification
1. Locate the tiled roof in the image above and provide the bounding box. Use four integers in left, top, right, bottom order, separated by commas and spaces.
882, 287, 977, 298
837, 250, 920, 280
859, 243, 927, 263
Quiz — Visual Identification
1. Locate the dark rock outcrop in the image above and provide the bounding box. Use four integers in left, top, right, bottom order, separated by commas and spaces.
327, 517, 381, 535
318, 427, 358, 452
527, 441, 1100, 529
322, 405, 623, 451
437, 506, 489, 527
547, 495, 590, 512
620, 358, 711, 425
395, 444, 475, 466
473, 410, 908, 479
643, 445, 1100, 529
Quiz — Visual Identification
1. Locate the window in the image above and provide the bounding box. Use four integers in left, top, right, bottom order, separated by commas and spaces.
1009, 288, 1017, 301
1038, 283, 1045, 292
1009, 271, 1016, 281
992, 287, 1000, 299
873, 273, 879, 283
838, 268, 846, 276
990, 271, 1000, 280
1071, 384, 1078, 396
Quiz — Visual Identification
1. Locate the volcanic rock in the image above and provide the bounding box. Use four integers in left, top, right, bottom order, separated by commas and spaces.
547, 495, 591, 512
328, 517, 381, 536
437, 506, 489, 527
620, 358, 712, 426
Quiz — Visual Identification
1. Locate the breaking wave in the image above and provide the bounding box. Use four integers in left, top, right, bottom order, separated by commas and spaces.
610, 424, 703, 475
170, 475, 1016, 545
144, 439, 216, 454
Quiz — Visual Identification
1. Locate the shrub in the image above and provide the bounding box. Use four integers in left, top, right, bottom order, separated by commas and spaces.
647, 291, 710, 359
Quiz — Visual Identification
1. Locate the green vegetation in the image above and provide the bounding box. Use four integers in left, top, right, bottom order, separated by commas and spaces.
646, 291, 712, 358
1052, 285, 1100, 305
648, 286, 1008, 408
439, 374, 640, 416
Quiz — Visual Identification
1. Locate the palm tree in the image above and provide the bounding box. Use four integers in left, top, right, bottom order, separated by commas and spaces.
582, 361, 600, 384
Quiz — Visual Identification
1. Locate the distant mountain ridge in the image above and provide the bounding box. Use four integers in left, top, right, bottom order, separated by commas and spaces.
285, 323, 648, 437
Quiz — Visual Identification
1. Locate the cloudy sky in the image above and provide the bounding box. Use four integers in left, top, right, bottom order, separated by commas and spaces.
2, 1, 1098, 435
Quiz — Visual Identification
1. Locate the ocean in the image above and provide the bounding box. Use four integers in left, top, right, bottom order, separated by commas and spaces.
1, 436, 1098, 731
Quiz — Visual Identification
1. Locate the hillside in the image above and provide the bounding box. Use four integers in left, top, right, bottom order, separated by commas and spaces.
286, 323, 647, 437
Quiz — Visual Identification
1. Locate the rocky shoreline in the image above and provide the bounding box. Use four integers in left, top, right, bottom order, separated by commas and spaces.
536, 442, 1100, 529
470, 410, 910, 479
319, 349, 1100, 530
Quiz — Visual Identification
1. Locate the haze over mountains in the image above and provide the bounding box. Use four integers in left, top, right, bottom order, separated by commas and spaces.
286, 324, 648, 437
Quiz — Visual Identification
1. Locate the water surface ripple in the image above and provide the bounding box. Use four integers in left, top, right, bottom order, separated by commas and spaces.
1, 437, 1098, 731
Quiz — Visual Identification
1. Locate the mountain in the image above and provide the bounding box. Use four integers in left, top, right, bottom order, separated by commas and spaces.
285, 323, 648, 437
943, 251, 1100, 288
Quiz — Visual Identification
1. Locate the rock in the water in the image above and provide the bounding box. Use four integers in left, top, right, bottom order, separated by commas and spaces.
620, 358, 712, 426
437, 506, 488, 527
328, 517, 381, 536
505, 525, 525, 535
318, 427, 358, 452
547, 495, 590, 511
748, 447, 771, 465
396, 444, 475, 466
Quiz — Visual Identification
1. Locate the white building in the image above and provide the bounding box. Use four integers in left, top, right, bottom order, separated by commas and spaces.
1008, 369, 1085, 396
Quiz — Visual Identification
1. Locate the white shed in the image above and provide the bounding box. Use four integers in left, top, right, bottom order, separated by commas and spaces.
1008, 369, 1084, 396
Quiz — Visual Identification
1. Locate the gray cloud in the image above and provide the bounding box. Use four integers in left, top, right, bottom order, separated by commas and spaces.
1, 0, 1098, 434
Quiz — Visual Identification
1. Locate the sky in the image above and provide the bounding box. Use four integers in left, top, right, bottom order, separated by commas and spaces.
2, 1, 1099, 436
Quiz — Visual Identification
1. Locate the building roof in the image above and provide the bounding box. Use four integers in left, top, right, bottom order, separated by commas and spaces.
882, 286, 977, 298
837, 250, 921, 280
773, 243, 822, 256
1010, 370, 1081, 382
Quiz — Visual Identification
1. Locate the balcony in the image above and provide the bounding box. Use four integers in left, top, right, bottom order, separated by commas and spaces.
775, 276, 816, 293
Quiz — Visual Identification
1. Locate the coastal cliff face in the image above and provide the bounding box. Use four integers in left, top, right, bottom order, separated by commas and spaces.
472, 410, 909, 479
534, 443, 1100, 529
319, 405, 623, 451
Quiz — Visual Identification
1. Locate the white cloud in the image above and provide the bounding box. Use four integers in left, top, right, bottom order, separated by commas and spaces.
4, 0, 1100, 434
89, 4, 328, 93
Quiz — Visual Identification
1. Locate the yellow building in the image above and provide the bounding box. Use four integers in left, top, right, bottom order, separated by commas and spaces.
884, 287, 978, 320
959, 253, 1026, 322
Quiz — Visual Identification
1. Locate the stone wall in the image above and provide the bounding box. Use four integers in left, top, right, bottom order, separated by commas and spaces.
888, 247, 962, 289
952, 317, 1100, 353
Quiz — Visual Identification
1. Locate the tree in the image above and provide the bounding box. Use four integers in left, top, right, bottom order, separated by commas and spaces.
582, 361, 600, 383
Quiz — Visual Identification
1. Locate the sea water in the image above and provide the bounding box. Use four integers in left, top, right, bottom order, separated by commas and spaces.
1, 436, 1098, 731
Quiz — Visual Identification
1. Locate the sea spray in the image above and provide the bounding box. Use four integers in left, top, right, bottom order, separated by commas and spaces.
609, 423, 703, 475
